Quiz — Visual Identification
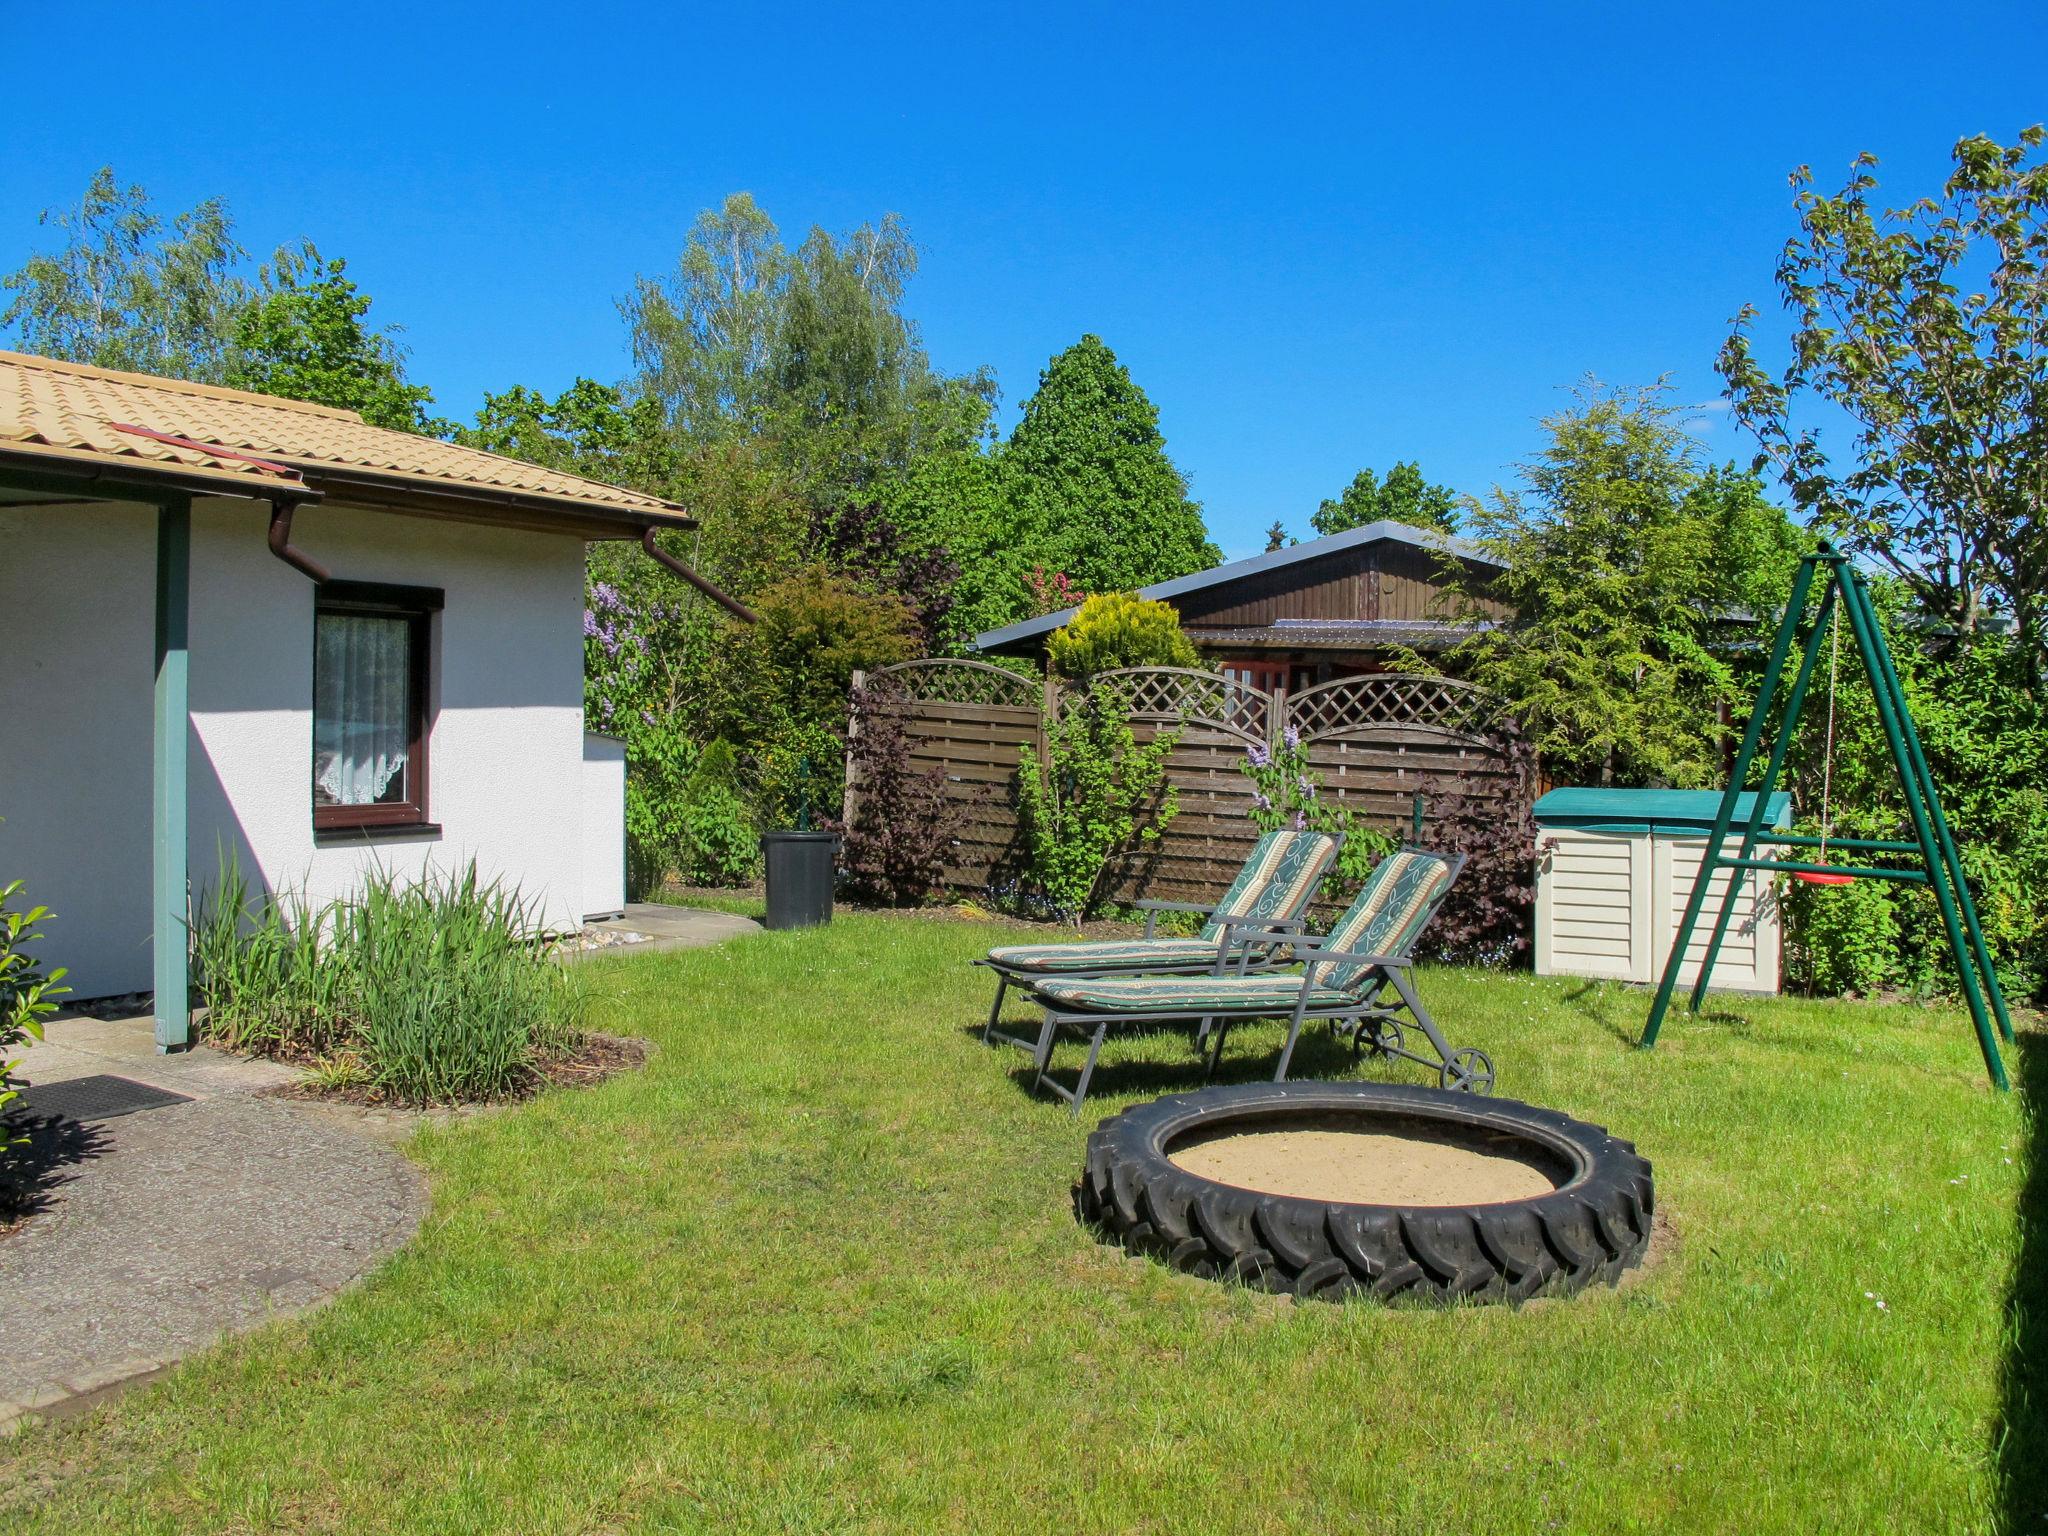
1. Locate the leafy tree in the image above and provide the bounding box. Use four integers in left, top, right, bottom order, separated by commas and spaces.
2, 169, 437, 431
746, 567, 921, 719
1, 167, 244, 383
1003, 334, 1220, 592
1445, 379, 1804, 788
1719, 128, 2048, 686
622, 193, 994, 498
1311, 461, 1460, 536
728, 566, 923, 826
460, 377, 679, 492
1046, 591, 1201, 677
878, 444, 1021, 646
226, 244, 435, 431
810, 502, 959, 652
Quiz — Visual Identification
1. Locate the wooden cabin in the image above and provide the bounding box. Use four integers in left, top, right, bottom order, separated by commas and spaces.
973, 520, 1508, 692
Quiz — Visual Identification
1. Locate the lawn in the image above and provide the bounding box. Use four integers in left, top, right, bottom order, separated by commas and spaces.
2, 913, 2041, 1534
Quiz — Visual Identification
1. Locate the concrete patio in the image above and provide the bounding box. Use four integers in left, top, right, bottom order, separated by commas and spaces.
0, 1014, 427, 1433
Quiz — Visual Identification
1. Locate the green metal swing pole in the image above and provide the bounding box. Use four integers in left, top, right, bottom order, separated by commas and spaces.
1642, 552, 1822, 1048
1687, 575, 1841, 1011
1848, 565, 2015, 1046
1835, 567, 2008, 1090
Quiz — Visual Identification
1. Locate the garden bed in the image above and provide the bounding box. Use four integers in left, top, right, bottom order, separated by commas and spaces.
265, 1031, 652, 1110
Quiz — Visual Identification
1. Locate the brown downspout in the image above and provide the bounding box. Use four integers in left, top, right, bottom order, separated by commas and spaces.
267, 495, 330, 584
640, 527, 757, 624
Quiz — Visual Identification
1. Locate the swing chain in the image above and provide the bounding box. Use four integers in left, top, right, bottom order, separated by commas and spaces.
1817, 601, 1841, 864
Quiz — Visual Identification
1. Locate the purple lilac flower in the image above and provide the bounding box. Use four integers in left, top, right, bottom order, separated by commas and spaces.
1247, 743, 1270, 769
583, 610, 600, 639
1292, 811, 1308, 830
1253, 792, 1271, 810
1283, 724, 1300, 751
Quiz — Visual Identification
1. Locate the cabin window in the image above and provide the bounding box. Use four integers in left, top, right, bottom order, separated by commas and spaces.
312, 582, 441, 831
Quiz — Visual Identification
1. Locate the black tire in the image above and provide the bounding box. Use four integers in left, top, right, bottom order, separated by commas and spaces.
1076, 1081, 1653, 1306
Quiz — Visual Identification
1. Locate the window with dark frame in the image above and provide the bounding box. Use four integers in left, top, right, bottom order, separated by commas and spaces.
312, 582, 441, 832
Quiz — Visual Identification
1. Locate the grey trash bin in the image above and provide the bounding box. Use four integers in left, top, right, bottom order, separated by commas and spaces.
761, 830, 836, 930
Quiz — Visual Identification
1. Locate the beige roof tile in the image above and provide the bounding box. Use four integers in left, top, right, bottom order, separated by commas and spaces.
0, 350, 689, 523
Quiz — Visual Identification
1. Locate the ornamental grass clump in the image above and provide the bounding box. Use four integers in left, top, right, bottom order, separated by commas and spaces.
190, 856, 582, 1104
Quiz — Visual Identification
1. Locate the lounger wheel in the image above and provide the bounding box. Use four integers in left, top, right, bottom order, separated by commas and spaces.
1439, 1047, 1495, 1095
1359, 1019, 1404, 1059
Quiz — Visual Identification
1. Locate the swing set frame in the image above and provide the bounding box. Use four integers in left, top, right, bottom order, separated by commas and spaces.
1640, 542, 2015, 1090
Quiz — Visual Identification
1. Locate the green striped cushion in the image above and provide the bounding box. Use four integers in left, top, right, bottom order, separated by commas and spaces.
1196, 828, 1339, 939
1316, 850, 1453, 992
1036, 974, 1358, 1014
987, 938, 1221, 973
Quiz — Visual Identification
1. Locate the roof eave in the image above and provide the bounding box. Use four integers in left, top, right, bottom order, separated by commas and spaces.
277, 461, 695, 539
0, 441, 320, 507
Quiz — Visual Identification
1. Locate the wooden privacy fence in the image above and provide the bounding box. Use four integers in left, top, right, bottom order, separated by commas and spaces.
845, 660, 1527, 903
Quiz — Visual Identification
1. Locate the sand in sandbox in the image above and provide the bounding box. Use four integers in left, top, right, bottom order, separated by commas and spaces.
1169, 1128, 1558, 1206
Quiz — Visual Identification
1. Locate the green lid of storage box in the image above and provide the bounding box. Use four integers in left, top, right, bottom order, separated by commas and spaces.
1532, 787, 1791, 837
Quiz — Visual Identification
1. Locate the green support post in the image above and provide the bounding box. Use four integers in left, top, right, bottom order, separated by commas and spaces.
1687, 577, 1839, 1010
1641, 553, 1818, 1048
1832, 568, 2005, 1089
152, 497, 191, 1052
1854, 569, 2014, 1045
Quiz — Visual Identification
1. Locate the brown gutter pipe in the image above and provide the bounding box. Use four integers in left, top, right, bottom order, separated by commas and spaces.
267, 496, 331, 584
641, 527, 758, 624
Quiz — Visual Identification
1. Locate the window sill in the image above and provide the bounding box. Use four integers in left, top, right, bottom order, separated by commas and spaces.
314, 821, 444, 847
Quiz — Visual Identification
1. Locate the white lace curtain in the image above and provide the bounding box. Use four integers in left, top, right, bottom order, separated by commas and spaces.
313, 613, 410, 806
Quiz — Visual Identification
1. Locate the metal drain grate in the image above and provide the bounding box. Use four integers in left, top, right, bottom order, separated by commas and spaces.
6, 1074, 194, 1123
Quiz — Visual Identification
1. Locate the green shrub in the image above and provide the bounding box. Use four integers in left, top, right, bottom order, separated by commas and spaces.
190, 857, 582, 1103
2, 873, 68, 1168
677, 739, 760, 885
1015, 684, 1180, 920
1045, 592, 1201, 677
1781, 861, 1903, 997
624, 728, 702, 900
1779, 599, 2048, 1002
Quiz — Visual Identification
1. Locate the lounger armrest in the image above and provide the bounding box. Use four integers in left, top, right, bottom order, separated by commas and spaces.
1211, 917, 1309, 974
1293, 945, 1408, 971
1135, 897, 1214, 937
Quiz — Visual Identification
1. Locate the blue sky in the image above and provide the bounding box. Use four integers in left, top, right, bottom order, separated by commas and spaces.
3, 2, 2039, 559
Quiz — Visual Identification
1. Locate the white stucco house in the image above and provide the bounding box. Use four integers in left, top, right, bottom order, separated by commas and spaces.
0, 350, 747, 1047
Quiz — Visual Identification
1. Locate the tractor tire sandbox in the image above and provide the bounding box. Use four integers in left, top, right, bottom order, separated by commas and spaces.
1076, 1081, 1653, 1305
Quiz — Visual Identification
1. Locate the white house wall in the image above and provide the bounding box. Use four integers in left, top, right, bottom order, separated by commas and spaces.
0, 501, 157, 1000
0, 495, 589, 999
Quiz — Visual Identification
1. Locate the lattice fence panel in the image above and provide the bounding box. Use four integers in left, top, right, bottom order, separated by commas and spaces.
845, 663, 1525, 904
869, 658, 1040, 709
1081, 667, 1270, 743
1286, 673, 1509, 742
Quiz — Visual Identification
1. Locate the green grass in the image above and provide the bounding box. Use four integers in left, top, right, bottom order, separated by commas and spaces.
4, 913, 2041, 1534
